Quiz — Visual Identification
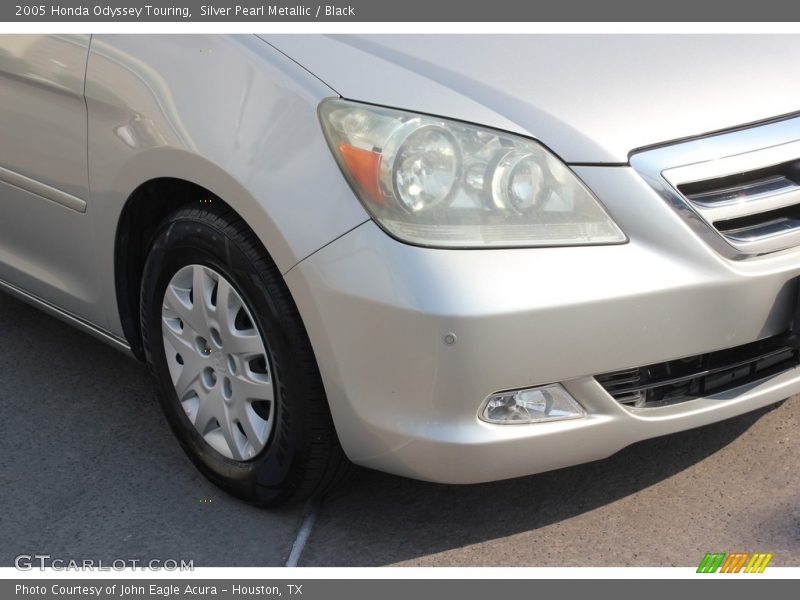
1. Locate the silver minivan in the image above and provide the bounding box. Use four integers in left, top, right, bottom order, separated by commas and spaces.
2, 34, 800, 506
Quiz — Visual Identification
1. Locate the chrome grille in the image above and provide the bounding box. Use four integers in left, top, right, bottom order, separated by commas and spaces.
631, 116, 800, 258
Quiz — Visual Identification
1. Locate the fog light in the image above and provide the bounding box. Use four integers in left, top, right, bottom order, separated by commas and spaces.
480, 384, 585, 424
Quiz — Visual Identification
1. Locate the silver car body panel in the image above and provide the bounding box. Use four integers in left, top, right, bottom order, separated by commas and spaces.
263, 34, 800, 163
0, 35, 102, 322
1, 33, 800, 483
0, 277, 133, 355
284, 165, 800, 481
0, 164, 87, 213
83, 34, 369, 334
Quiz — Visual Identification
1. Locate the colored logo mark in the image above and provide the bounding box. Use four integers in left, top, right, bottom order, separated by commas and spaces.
697, 552, 773, 573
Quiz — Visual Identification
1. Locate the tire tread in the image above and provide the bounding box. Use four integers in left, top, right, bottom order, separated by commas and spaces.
140, 203, 354, 507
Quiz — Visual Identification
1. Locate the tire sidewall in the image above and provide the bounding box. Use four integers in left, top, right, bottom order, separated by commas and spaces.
141, 217, 306, 504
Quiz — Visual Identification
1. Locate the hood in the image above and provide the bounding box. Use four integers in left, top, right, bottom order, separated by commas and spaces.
261, 34, 800, 164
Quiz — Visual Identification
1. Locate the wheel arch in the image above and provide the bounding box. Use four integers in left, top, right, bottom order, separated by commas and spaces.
112, 171, 291, 360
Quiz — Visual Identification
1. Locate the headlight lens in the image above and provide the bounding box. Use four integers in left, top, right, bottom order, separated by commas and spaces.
319, 99, 626, 248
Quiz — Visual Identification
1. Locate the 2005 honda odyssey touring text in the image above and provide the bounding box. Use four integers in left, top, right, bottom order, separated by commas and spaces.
2, 34, 799, 506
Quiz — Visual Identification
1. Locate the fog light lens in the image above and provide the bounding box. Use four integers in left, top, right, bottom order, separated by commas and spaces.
480, 384, 585, 424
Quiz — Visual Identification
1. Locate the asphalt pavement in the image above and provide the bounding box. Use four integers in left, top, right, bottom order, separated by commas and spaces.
0, 291, 797, 567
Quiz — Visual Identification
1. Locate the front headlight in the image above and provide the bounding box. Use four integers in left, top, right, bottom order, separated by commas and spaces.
319, 99, 626, 248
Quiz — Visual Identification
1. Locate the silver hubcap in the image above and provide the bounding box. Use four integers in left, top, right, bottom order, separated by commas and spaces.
161, 264, 274, 461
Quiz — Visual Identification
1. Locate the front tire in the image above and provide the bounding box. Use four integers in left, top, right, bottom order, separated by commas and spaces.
140, 205, 349, 507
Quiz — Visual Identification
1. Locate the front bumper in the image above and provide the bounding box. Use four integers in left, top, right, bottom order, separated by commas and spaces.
285, 165, 800, 484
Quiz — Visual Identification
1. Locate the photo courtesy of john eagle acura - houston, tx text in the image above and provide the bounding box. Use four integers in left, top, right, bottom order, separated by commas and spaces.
2, 34, 800, 507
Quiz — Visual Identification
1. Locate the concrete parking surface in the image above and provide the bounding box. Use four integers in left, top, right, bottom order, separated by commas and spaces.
0, 291, 797, 567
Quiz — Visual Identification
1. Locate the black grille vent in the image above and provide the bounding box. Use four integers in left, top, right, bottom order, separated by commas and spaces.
596, 333, 800, 408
